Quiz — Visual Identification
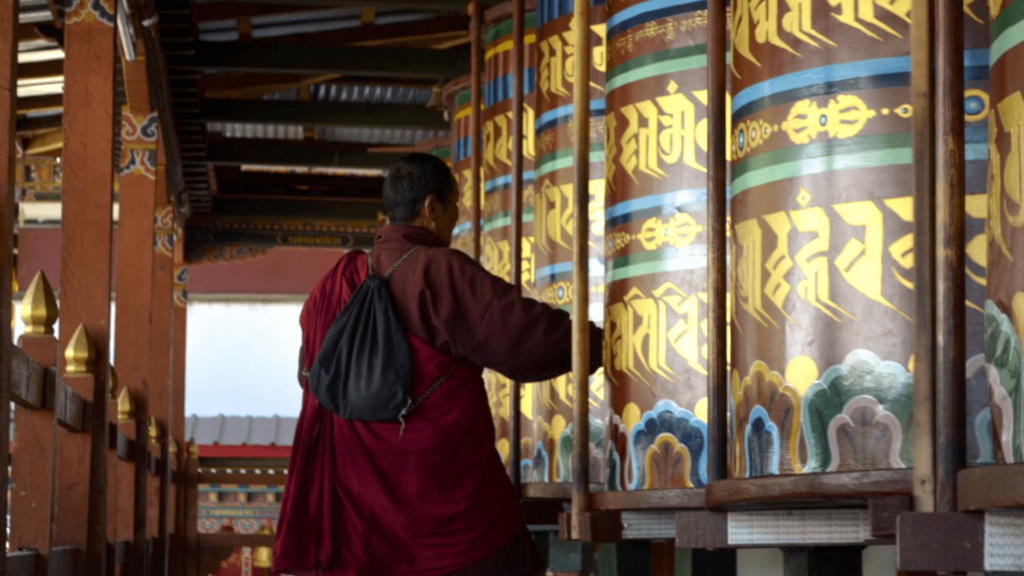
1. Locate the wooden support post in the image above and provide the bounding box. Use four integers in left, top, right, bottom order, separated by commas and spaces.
170, 232, 188, 576
56, 0, 117, 573
570, 0, 591, 541
910, 0, 935, 515
151, 150, 176, 576
10, 274, 59, 576
0, 0, 17, 568
115, 389, 138, 576
113, 43, 159, 576
508, 0, 524, 489
705, 0, 729, 486
184, 444, 200, 576
933, 0, 966, 514
469, 2, 482, 262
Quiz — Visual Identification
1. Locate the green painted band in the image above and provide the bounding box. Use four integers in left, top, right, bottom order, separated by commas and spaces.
992, 17, 1024, 66
607, 43, 706, 81
606, 54, 707, 92
606, 246, 706, 283
536, 144, 605, 177
483, 208, 535, 233
484, 12, 538, 45
993, 0, 1024, 44
731, 147, 913, 198
733, 132, 913, 179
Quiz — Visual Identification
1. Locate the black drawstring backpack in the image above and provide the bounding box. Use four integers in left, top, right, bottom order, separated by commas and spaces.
306, 246, 459, 438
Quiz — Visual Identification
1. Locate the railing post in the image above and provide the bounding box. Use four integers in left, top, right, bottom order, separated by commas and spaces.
184, 443, 200, 576
57, 0, 118, 572
11, 273, 60, 576
170, 228, 188, 576
114, 387, 138, 576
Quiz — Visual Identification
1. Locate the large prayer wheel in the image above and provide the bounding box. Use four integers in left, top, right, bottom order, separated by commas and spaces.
728, 2, 916, 477
481, 2, 538, 471
526, 0, 609, 484
417, 136, 451, 167
964, 1, 995, 467
442, 76, 476, 257
985, 0, 1024, 466
603, 0, 716, 491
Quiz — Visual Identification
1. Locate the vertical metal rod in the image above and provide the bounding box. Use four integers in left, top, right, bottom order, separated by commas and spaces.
911, 0, 936, 514
470, 2, 483, 262
934, 0, 965, 514
509, 0, 525, 489
570, 0, 592, 540
705, 0, 729, 484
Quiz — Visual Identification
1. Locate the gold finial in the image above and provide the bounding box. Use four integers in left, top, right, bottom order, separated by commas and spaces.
187, 440, 199, 460
253, 524, 276, 568
149, 416, 161, 446
169, 438, 178, 457
109, 365, 119, 400
117, 387, 134, 422
64, 324, 95, 375
20, 271, 58, 336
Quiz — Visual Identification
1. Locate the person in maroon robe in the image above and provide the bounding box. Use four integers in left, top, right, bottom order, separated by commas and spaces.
274, 153, 603, 576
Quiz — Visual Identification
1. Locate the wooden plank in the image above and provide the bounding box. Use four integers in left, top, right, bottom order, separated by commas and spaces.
16, 113, 63, 134
47, 548, 84, 576
705, 0, 728, 489
55, 3, 116, 575
705, 470, 913, 510
202, 139, 404, 169
54, 379, 88, 433
933, 0, 966, 515
675, 510, 728, 549
9, 345, 49, 409
910, 0, 935, 516
957, 465, 1024, 511
569, 0, 591, 541
522, 482, 570, 500
591, 489, 705, 512
869, 495, 911, 539
170, 43, 468, 79
897, 512, 983, 572
6, 552, 39, 576
198, 99, 448, 131
0, 0, 18, 569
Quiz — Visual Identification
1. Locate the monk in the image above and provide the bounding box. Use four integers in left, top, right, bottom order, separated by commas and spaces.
274, 153, 603, 576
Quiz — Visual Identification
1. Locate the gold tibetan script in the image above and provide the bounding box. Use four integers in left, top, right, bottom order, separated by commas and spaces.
539, 20, 608, 101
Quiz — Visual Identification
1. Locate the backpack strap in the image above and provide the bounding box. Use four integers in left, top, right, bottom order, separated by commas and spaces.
382, 245, 423, 280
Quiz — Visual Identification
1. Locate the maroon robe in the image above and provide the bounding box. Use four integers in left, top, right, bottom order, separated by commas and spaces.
274, 226, 600, 576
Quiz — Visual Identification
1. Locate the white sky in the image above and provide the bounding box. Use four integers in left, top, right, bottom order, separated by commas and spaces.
13, 300, 306, 418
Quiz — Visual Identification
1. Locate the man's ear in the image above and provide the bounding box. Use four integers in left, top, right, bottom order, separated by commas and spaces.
423, 194, 441, 219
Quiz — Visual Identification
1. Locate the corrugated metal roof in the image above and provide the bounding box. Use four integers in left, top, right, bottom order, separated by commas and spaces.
316, 125, 447, 146
197, 9, 436, 42
206, 122, 303, 140
309, 82, 434, 106
186, 415, 298, 446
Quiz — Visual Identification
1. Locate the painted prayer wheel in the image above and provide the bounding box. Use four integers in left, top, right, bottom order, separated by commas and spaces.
417, 136, 451, 167
728, 1, 917, 478
602, 0, 717, 491
985, 0, 1024, 466
525, 0, 609, 484
481, 2, 538, 471
442, 76, 476, 258
964, 1, 995, 467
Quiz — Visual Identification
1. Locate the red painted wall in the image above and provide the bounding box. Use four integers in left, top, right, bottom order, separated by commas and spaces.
18, 228, 344, 296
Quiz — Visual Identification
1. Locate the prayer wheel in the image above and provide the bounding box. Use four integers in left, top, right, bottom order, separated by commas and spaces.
526, 0, 609, 484
603, 0, 717, 491
985, 0, 1024, 466
728, 2, 916, 478
964, 1, 994, 467
417, 136, 451, 167
480, 1, 538, 471
442, 76, 476, 257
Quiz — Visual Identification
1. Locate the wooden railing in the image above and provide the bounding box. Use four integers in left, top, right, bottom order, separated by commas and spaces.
5, 272, 196, 576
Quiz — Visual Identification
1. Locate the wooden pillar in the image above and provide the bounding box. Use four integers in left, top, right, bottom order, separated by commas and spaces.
113, 41, 160, 576
10, 274, 59, 576
705, 0, 729, 486
910, 0, 936, 516
508, 0, 524, 490
184, 443, 200, 576
933, 0, 966, 514
0, 0, 18, 568
170, 227, 188, 576
469, 2, 482, 261
151, 147, 176, 576
56, 1, 118, 574
569, 0, 592, 540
